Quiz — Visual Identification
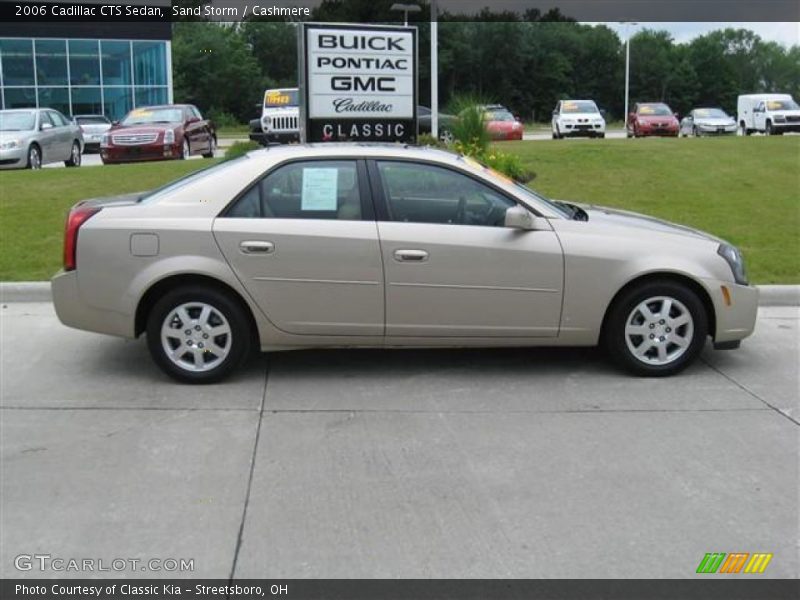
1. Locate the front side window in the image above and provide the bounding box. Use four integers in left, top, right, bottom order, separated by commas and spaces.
226, 161, 362, 221
377, 161, 515, 227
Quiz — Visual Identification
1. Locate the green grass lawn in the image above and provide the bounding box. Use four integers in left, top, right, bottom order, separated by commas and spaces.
0, 160, 218, 281
0, 136, 798, 283
502, 136, 799, 283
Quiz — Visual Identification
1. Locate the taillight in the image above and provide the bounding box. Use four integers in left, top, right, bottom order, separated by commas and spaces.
63, 204, 101, 271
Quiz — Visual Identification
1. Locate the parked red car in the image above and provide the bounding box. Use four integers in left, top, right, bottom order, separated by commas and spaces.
101, 104, 216, 164
482, 105, 524, 141
627, 103, 680, 138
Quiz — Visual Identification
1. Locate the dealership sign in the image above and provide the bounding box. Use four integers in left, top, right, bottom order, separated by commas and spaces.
300, 23, 418, 143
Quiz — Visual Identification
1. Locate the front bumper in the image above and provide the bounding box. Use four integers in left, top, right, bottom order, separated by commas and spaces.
639, 127, 679, 137
695, 125, 737, 135
0, 146, 27, 169
51, 270, 134, 338
703, 279, 759, 344
249, 131, 300, 146
101, 143, 182, 163
559, 125, 605, 137
772, 122, 800, 133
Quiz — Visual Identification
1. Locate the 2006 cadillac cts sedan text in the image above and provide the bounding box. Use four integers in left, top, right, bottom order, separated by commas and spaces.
51, 145, 758, 383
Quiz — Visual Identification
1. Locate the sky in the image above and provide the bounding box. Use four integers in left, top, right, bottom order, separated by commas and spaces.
588, 22, 799, 47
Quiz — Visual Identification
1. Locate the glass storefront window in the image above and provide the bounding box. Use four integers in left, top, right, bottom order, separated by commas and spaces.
0, 39, 35, 86
101, 40, 131, 86
71, 87, 102, 116
38, 87, 70, 115
35, 39, 69, 86
3, 87, 36, 109
133, 41, 167, 86
104, 86, 133, 120
135, 87, 168, 108
69, 40, 100, 86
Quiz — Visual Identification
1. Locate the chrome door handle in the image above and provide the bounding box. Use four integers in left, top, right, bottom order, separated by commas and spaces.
240, 240, 275, 255
393, 249, 429, 262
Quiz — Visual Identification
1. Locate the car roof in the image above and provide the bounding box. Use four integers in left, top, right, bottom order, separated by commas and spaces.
245, 143, 460, 163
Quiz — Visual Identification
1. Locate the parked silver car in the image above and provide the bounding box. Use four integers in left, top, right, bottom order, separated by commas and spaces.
73, 114, 112, 152
680, 108, 738, 137
0, 108, 83, 169
52, 145, 757, 383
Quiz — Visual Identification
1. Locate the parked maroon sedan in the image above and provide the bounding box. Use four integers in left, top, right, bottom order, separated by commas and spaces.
101, 104, 216, 164
626, 103, 680, 138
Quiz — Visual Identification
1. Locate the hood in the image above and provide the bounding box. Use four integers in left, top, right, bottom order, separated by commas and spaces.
111, 123, 179, 134
694, 117, 735, 126
579, 204, 722, 243
0, 130, 36, 141
560, 112, 603, 121
770, 109, 800, 117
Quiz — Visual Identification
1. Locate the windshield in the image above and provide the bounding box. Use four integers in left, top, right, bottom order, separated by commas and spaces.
485, 110, 515, 122
638, 104, 672, 116
766, 99, 799, 111
0, 111, 36, 131
76, 116, 110, 125
561, 101, 598, 114
264, 89, 298, 108
693, 108, 729, 119
138, 156, 249, 204
122, 107, 183, 125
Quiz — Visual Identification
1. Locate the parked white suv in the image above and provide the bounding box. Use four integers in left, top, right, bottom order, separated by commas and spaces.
737, 93, 800, 136
552, 100, 606, 139
249, 88, 300, 145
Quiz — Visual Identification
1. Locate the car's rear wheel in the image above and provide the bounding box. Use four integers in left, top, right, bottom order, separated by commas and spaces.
65, 141, 81, 167
27, 144, 41, 169
603, 280, 708, 377
146, 287, 251, 383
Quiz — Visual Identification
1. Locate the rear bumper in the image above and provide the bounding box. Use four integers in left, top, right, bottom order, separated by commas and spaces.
101, 143, 182, 163
703, 279, 759, 344
51, 270, 134, 338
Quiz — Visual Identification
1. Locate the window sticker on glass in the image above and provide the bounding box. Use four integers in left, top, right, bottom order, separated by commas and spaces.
301, 168, 338, 211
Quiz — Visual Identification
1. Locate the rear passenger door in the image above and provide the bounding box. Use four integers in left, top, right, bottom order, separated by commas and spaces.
213, 159, 384, 337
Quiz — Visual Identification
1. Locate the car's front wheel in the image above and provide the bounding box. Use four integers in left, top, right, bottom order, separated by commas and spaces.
146, 287, 251, 383
180, 139, 190, 159
603, 280, 708, 377
27, 144, 42, 169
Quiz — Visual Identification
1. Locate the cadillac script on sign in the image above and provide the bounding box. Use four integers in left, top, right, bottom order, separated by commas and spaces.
301, 24, 418, 143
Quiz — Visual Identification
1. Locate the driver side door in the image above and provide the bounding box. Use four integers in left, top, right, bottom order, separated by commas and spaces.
753, 102, 767, 131
370, 160, 564, 338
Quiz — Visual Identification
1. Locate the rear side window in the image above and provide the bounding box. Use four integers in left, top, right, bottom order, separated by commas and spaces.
226, 160, 362, 221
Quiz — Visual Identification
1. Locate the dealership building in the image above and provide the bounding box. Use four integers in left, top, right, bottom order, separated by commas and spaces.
0, 1, 172, 120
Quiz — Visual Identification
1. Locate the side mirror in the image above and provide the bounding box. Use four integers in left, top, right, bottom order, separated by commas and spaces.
504, 205, 535, 230
552, 110, 559, 116
40, 122, 53, 131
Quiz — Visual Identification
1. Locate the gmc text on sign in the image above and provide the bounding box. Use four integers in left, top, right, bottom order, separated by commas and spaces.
300, 24, 418, 143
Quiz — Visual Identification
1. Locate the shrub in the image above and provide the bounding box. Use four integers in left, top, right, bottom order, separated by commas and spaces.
482, 151, 536, 184
223, 140, 261, 161
448, 95, 491, 157
416, 133, 447, 148
207, 109, 243, 129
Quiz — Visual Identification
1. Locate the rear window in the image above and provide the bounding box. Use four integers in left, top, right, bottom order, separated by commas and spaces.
138, 157, 249, 204
76, 116, 110, 125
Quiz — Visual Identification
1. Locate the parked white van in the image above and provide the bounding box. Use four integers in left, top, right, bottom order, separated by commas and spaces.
249, 88, 300, 145
737, 94, 800, 135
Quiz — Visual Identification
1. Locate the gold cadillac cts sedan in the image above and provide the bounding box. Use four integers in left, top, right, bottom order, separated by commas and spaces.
51, 144, 758, 383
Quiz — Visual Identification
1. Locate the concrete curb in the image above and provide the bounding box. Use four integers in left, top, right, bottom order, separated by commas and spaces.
2, 282, 799, 306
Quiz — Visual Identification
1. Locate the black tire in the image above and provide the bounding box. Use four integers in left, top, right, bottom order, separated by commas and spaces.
146, 286, 251, 384
180, 139, 190, 160
27, 144, 42, 169
765, 120, 773, 136
692, 125, 700, 137
202, 136, 216, 159
602, 280, 708, 377
598, 133, 605, 139
65, 141, 82, 167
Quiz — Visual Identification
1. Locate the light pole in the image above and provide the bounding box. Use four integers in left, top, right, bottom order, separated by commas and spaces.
430, 0, 439, 139
621, 22, 637, 131
390, 3, 421, 26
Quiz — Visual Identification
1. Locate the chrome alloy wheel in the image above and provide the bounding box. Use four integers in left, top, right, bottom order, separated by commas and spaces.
624, 296, 694, 366
160, 302, 232, 372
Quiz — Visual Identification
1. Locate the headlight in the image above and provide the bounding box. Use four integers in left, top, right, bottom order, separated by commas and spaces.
0, 139, 20, 150
717, 243, 748, 285
101, 133, 110, 146
163, 129, 175, 144
262, 116, 271, 128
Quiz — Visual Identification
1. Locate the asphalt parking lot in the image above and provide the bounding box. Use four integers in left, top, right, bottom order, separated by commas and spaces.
0, 302, 797, 578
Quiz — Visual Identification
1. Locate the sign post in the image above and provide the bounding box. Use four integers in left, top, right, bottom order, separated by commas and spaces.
299, 23, 418, 144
